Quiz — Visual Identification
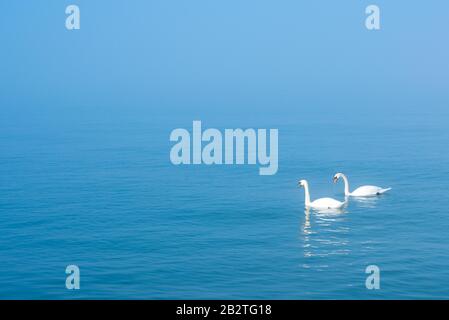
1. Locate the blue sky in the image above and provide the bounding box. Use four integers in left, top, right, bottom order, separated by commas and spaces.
0, 1, 448, 114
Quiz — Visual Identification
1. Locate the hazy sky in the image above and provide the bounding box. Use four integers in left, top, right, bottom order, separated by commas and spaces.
1, 1, 448, 113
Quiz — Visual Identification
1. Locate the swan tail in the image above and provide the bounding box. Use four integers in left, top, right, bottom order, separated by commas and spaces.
378, 187, 392, 194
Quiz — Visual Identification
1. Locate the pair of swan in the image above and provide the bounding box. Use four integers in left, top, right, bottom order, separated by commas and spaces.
298, 173, 391, 210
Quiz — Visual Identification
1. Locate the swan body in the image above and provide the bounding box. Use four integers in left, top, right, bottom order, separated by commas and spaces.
309, 197, 346, 209
350, 185, 391, 196
333, 173, 391, 197
298, 180, 346, 209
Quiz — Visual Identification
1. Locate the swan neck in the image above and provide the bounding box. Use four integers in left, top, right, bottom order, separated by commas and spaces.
341, 174, 350, 196
303, 182, 311, 206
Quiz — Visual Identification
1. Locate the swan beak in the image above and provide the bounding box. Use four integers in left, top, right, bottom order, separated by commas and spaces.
333, 177, 338, 183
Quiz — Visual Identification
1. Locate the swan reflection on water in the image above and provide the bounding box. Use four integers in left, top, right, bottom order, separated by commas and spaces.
302, 206, 347, 236
301, 207, 350, 263
348, 196, 380, 209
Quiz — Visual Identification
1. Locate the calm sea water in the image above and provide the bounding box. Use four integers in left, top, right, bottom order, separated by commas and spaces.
1, 106, 449, 299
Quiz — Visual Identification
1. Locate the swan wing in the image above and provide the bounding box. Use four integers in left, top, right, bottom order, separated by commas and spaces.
310, 197, 344, 209
351, 185, 390, 196
378, 187, 392, 194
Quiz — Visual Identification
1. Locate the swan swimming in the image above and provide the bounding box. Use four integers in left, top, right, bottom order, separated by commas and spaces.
298, 179, 346, 209
333, 173, 391, 197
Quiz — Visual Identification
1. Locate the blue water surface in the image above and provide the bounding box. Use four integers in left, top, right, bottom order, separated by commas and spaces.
1, 106, 449, 299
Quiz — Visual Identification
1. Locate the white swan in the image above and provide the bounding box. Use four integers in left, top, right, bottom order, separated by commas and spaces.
333, 173, 391, 197
298, 179, 346, 209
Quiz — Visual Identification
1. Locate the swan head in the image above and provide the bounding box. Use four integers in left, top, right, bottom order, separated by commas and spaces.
333, 173, 343, 183
298, 179, 307, 187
